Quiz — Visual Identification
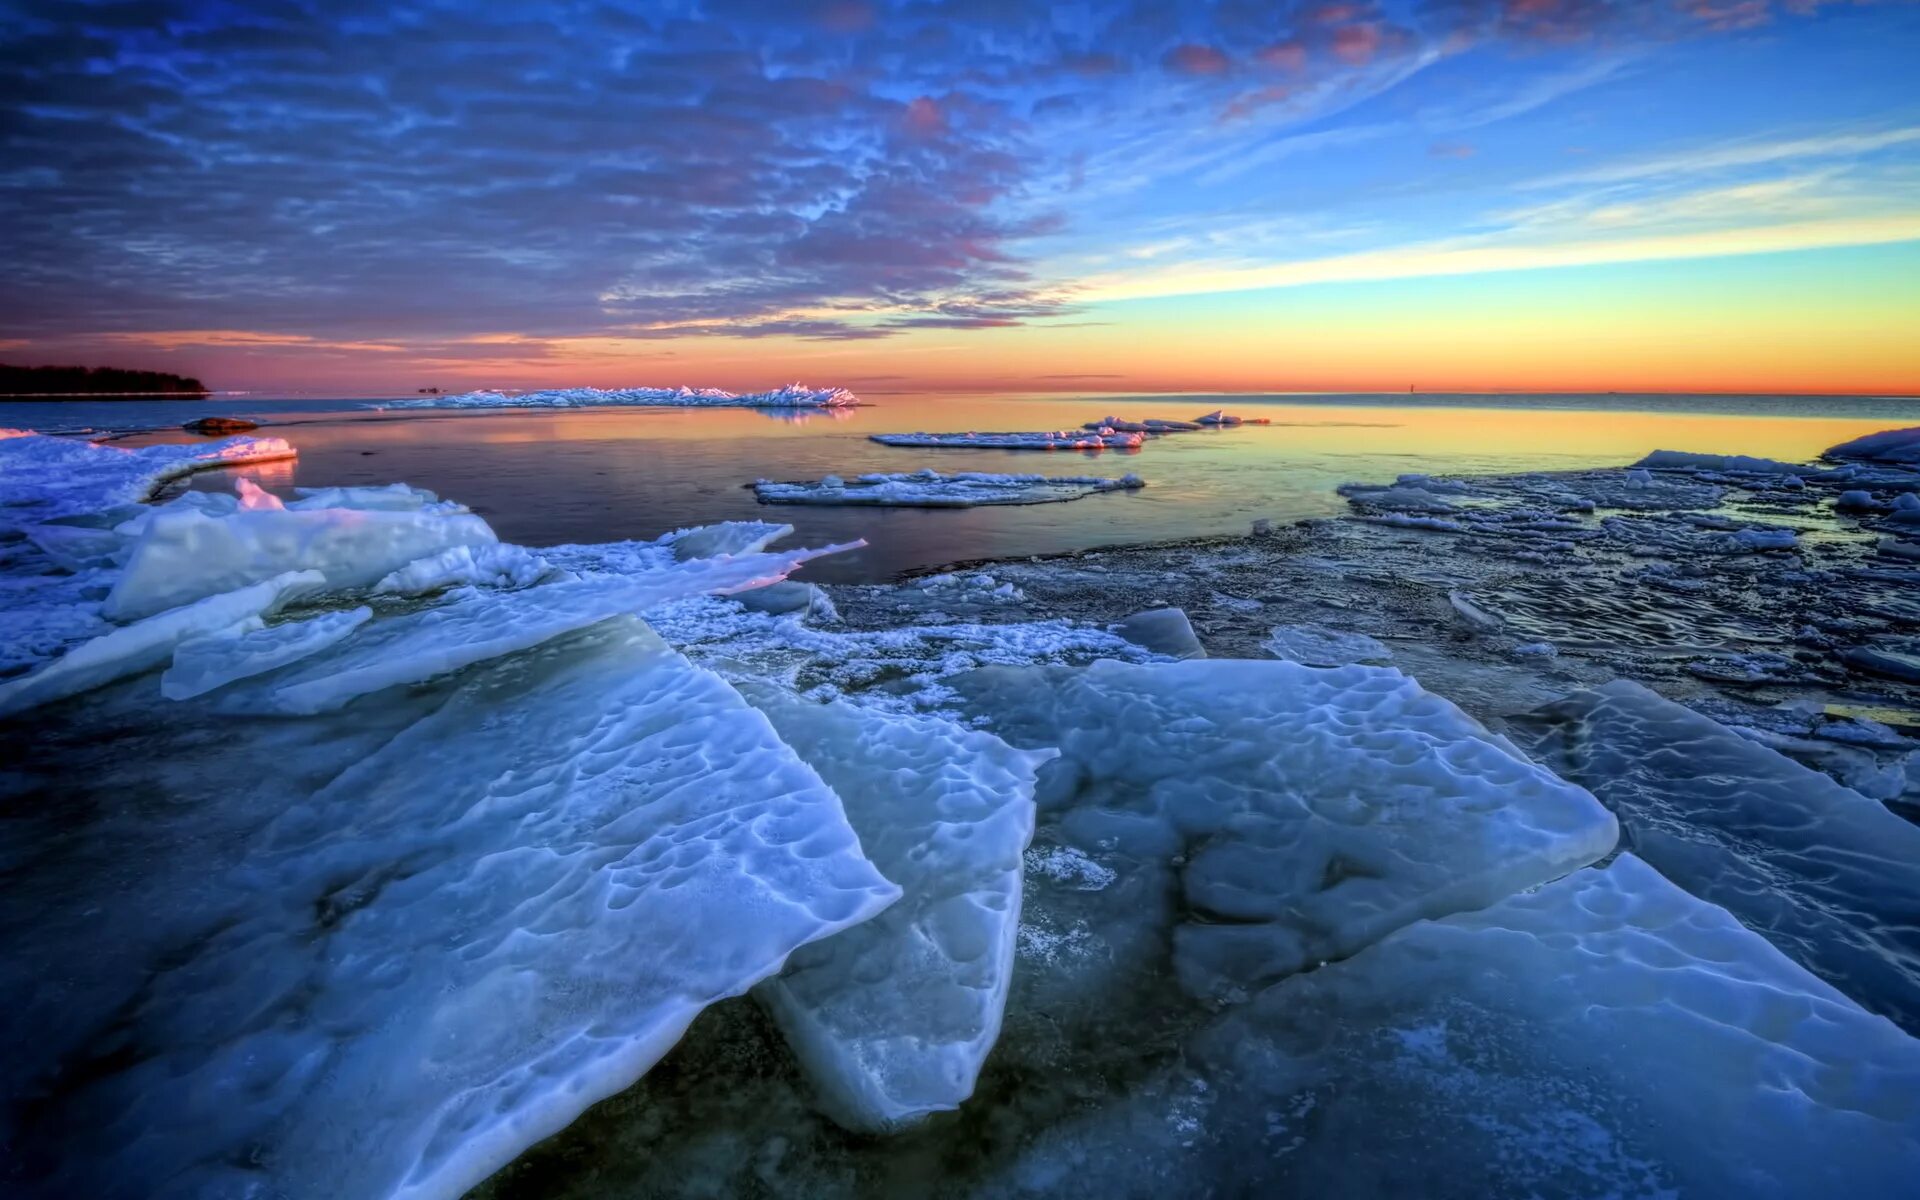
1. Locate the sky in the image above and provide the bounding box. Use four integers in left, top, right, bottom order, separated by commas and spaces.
3, 0, 1918, 395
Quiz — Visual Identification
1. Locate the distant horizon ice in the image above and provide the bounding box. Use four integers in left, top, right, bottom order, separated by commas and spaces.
376, 383, 859, 410
754, 469, 1144, 507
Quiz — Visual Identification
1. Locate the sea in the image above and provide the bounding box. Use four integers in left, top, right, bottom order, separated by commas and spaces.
5, 390, 1916, 581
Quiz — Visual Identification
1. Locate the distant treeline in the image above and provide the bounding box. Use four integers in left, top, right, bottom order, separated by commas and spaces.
0, 363, 210, 396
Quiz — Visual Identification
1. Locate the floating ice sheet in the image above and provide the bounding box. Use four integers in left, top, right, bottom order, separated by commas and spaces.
749, 689, 1049, 1130
379, 383, 857, 410
160, 606, 373, 700
955, 658, 1618, 1001
0, 431, 296, 524
754, 469, 1144, 508
1264, 623, 1391, 666
25, 618, 898, 1200
1828, 425, 1920, 465
1512, 679, 1920, 1032
870, 429, 1145, 451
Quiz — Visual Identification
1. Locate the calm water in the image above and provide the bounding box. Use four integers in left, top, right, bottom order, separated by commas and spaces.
7, 392, 1918, 582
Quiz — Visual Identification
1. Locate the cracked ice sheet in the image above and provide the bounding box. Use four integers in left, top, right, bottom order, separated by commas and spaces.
748, 687, 1049, 1131
953, 658, 1618, 1002
753, 469, 1144, 508
225, 539, 862, 715
0, 431, 297, 525
1510, 679, 1920, 1033
983, 855, 1920, 1200
26, 617, 899, 1200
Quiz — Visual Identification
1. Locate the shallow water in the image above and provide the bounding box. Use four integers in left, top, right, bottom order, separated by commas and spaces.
7, 392, 1916, 582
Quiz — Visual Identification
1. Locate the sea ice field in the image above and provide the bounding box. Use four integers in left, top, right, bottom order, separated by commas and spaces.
3, 391, 1920, 1199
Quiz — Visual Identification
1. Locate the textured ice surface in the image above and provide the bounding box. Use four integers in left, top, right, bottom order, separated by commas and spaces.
1081, 415, 1200, 432
1265, 623, 1391, 666
754, 469, 1144, 507
0, 431, 296, 524
1829, 425, 1920, 464
159, 606, 372, 700
105, 503, 501, 620
24, 618, 898, 1200
381, 383, 857, 410
956, 658, 1617, 1001
232, 539, 861, 715
0, 569, 319, 717
749, 689, 1049, 1131
1634, 448, 1808, 475
995, 855, 1920, 1200
1513, 680, 1920, 1032
373, 542, 552, 595
1111, 607, 1206, 659
870, 428, 1146, 451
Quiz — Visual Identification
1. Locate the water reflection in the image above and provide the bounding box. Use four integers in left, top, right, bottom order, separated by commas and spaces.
123, 394, 1920, 583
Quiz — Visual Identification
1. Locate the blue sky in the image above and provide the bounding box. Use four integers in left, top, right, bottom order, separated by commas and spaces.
2, 1, 1916, 390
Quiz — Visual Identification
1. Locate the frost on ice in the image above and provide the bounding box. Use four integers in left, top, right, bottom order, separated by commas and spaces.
748, 688, 1050, 1131
379, 383, 858, 410
27, 617, 899, 1200
754, 469, 1145, 508
956, 658, 1619, 1001
1512, 680, 1920, 1032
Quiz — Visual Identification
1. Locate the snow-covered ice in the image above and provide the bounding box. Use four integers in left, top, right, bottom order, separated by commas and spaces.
754, 469, 1144, 507
377, 383, 858, 410
1828, 425, 1920, 464
0, 430, 296, 524
956, 658, 1618, 1001
105, 501, 501, 620
373, 542, 553, 595
26, 617, 898, 1200
870, 428, 1146, 451
228, 539, 863, 715
1514, 680, 1920, 1032
749, 688, 1049, 1131
0, 569, 320, 717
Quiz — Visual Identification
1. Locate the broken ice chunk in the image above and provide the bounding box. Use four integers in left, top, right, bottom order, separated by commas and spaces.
0, 569, 321, 717
749, 688, 1050, 1131
33, 617, 899, 1200
956, 659, 1618, 1002
160, 606, 373, 700
1264, 624, 1391, 667
1513, 679, 1920, 1032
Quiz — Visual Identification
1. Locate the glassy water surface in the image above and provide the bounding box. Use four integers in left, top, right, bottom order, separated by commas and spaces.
7, 391, 1915, 582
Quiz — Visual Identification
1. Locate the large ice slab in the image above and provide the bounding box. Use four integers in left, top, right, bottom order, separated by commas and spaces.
0, 570, 320, 717
748, 689, 1049, 1131
1512, 679, 1920, 1032
1828, 425, 1920, 464
870, 428, 1146, 451
1633, 448, 1809, 475
0, 430, 296, 524
1001, 855, 1920, 1199
160, 607, 373, 700
104, 503, 502, 620
956, 658, 1618, 1001
754, 469, 1144, 508
379, 383, 857, 410
30, 617, 899, 1200
230, 539, 861, 714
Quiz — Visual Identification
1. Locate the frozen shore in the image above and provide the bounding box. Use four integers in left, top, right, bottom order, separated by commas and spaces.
3, 423, 1919, 1199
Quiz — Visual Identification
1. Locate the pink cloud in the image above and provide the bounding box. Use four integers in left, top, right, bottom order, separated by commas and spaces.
1255, 39, 1309, 72
1163, 43, 1232, 75
902, 96, 947, 137
1678, 0, 1774, 29
1331, 22, 1386, 64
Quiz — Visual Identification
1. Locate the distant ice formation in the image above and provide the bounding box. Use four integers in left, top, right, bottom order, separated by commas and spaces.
754, 469, 1144, 507
0, 429, 296, 523
870, 427, 1147, 450
379, 383, 858, 410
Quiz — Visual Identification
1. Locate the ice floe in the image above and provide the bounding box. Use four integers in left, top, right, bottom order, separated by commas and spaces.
749, 688, 1049, 1131
378, 382, 858, 410
870, 428, 1146, 451
0, 430, 296, 525
956, 658, 1618, 1002
1828, 425, 1920, 464
1264, 623, 1392, 666
754, 469, 1144, 507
